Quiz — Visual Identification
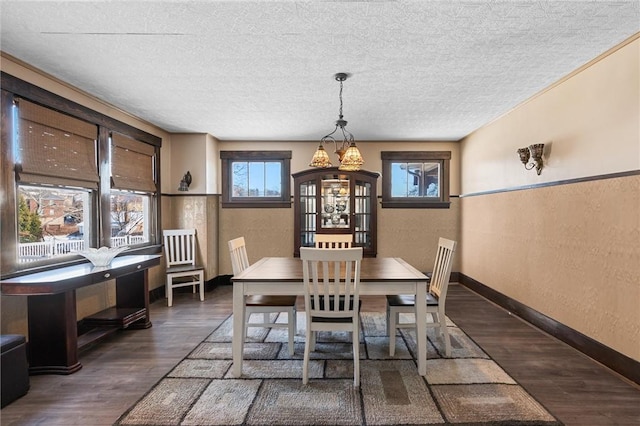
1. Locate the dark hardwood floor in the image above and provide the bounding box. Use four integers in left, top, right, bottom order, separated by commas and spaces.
1, 283, 638, 425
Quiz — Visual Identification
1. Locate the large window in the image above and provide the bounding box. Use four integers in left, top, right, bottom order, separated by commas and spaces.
220, 151, 291, 208
12, 98, 99, 263
1, 73, 161, 272
381, 151, 451, 208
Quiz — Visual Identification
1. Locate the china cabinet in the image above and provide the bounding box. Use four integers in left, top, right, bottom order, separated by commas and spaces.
293, 167, 378, 257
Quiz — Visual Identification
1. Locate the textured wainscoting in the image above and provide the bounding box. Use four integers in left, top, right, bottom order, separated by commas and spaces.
459, 173, 640, 364
167, 194, 220, 280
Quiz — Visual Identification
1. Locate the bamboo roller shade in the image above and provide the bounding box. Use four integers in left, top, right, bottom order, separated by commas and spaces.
16, 98, 99, 189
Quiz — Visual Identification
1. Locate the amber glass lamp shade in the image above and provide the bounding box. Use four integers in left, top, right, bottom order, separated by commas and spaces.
517, 147, 530, 165
338, 142, 364, 171
309, 145, 333, 168
529, 144, 544, 161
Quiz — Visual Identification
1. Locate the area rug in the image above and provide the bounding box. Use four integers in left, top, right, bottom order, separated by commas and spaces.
115, 312, 562, 425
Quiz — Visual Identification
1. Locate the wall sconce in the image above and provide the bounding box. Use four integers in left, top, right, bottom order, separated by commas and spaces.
178, 171, 192, 191
517, 143, 545, 175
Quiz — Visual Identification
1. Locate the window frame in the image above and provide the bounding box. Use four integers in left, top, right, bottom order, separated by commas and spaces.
0, 72, 162, 276
220, 150, 292, 208
381, 151, 451, 208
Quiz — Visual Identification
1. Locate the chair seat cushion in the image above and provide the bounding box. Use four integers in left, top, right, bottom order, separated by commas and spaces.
310, 296, 361, 322
310, 295, 360, 310
246, 295, 297, 307
166, 264, 204, 274
386, 293, 438, 307
311, 315, 354, 323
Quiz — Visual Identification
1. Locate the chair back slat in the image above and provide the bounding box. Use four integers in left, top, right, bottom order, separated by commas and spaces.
163, 229, 198, 267
343, 259, 353, 309
314, 234, 352, 249
301, 247, 362, 319
228, 237, 250, 275
429, 237, 457, 304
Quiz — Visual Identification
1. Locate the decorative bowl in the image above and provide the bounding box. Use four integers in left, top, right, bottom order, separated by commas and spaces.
76, 246, 128, 267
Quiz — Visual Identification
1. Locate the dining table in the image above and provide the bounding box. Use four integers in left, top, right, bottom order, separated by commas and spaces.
231, 256, 430, 377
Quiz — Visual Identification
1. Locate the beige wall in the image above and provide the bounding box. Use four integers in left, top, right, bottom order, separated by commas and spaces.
168, 133, 220, 195
166, 195, 219, 281
219, 208, 295, 275
217, 200, 461, 276
378, 198, 460, 273
215, 140, 461, 275
158, 132, 221, 289
162, 134, 220, 283
459, 37, 640, 361
461, 37, 639, 194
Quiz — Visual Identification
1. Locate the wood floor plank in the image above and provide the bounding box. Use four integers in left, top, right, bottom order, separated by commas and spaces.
445, 284, 640, 426
1, 284, 638, 425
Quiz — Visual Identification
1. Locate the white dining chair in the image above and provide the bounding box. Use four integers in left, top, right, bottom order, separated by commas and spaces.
314, 234, 352, 248
228, 237, 297, 356
163, 229, 205, 307
387, 237, 457, 357
301, 246, 363, 386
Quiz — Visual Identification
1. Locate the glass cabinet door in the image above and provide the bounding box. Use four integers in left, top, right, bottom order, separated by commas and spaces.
320, 177, 350, 230
298, 179, 316, 248
293, 167, 378, 257
354, 179, 373, 250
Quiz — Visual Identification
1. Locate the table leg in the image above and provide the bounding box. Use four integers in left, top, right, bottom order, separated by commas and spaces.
116, 269, 152, 329
231, 282, 246, 377
415, 281, 427, 376
28, 291, 82, 375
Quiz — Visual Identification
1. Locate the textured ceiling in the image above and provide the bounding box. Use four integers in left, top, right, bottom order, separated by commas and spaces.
1, 1, 638, 141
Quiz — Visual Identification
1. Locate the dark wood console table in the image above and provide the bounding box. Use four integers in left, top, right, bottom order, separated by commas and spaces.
0, 254, 161, 375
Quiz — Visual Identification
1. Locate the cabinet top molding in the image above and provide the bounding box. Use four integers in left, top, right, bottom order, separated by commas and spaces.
292, 167, 380, 179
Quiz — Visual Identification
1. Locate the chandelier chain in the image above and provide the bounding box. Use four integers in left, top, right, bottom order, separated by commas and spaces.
338, 79, 344, 120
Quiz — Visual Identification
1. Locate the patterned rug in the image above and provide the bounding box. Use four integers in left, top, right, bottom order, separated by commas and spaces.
115, 312, 562, 425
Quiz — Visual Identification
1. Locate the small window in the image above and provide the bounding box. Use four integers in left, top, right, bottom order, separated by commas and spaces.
381, 151, 451, 208
221, 151, 291, 208
232, 161, 282, 197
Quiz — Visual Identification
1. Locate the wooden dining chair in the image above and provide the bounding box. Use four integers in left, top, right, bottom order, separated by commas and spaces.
387, 237, 457, 357
163, 229, 205, 307
228, 237, 297, 356
301, 247, 363, 386
314, 234, 352, 248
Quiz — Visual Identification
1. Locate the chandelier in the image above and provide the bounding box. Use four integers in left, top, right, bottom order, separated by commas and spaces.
309, 73, 364, 171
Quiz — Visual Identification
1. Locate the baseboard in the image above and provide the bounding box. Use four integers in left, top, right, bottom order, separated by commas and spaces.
458, 273, 640, 386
